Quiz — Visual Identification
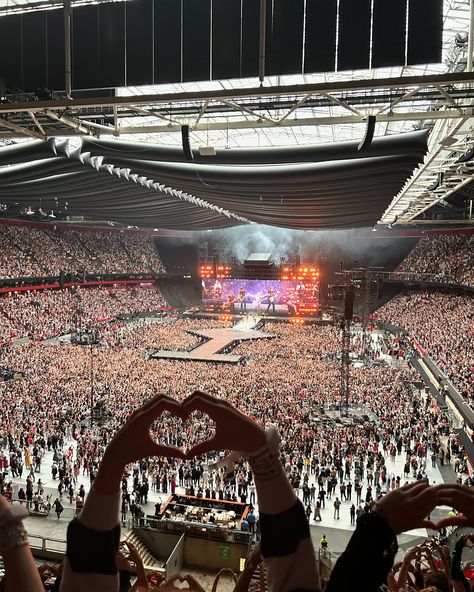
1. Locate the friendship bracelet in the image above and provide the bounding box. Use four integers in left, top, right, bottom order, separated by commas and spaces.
209, 427, 281, 481
248, 426, 282, 481
0, 505, 30, 555
0, 522, 29, 555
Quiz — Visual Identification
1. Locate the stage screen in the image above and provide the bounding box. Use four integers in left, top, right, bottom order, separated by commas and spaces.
202, 278, 319, 314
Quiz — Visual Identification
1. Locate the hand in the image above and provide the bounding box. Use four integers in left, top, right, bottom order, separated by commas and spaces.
374, 481, 438, 534
105, 394, 185, 467
435, 484, 474, 529
182, 391, 266, 458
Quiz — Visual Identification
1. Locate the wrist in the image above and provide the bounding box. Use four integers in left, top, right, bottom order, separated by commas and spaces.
373, 502, 397, 533
0, 522, 29, 556
95, 451, 125, 494
248, 427, 281, 481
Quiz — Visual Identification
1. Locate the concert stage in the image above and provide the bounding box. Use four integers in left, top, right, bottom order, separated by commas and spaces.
149, 316, 276, 364
187, 311, 328, 325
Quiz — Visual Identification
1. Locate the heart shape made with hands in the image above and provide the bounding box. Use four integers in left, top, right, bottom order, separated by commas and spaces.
150, 408, 217, 459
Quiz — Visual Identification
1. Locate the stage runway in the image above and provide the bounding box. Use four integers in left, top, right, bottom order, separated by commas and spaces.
149, 316, 276, 364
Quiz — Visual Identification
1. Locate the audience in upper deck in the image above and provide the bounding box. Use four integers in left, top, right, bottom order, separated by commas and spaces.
0, 225, 165, 279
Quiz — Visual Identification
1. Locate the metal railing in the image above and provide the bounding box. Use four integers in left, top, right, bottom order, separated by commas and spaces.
28, 533, 67, 555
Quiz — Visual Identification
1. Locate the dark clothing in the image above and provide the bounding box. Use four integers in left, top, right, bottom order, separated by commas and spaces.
325, 511, 397, 592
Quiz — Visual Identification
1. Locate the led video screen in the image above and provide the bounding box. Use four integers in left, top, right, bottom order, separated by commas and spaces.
202, 279, 319, 314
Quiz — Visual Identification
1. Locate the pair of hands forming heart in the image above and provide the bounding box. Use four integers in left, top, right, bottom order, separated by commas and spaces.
103, 391, 266, 469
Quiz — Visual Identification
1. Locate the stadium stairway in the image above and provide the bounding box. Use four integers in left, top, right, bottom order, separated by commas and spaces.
3, 231, 44, 274
250, 563, 268, 591
122, 531, 165, 574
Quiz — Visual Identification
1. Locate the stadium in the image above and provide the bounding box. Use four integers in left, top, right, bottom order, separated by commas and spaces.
0, 0, 473, 590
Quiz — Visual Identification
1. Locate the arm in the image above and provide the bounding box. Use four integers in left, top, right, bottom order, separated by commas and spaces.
60, 395, 184, 592
451, 537, 470, 592
233, 544, 262, 592
249, 432, 320, 592
325, 482, 437, 592
0, 497, 44, 592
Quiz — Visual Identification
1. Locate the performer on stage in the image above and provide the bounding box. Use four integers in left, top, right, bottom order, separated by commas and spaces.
266, 287, 278, 314
254, 292, 262, 312
227, 292, 235, 313
238, 286, 247, 313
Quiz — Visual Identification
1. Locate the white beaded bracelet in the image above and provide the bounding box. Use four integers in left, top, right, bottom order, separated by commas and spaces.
0, 505, 29, 555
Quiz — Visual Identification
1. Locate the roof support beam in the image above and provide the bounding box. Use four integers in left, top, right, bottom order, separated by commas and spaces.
112, 107, 473, 136
0, 72, 473, 114
0, 106, 469, 139
44, 109, 93, 135
27, 111, 46, 136
319, 92, 364, 117
0, 117, 44, 140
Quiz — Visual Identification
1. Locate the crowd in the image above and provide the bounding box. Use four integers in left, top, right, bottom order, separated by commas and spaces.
0, 319, 467, 529
0, 311, 471, 590
0, 224, 166, 278
377, 291, 474, 402
0, 286, 167, 344
396, 234, 474, 287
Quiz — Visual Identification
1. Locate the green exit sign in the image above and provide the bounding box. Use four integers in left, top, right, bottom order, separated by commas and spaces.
219, 545, 231, 560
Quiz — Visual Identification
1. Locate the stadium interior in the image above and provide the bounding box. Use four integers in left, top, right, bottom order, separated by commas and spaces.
0, 0, 473, 591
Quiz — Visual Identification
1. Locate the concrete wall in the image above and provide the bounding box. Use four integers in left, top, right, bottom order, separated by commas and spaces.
183, 537, 247, 573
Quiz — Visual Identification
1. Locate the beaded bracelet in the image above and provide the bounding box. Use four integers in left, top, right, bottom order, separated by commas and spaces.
0, 505, 29, 555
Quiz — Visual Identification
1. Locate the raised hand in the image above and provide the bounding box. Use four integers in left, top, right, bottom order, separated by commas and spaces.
182, 391, 266, 458
104, 394, 185, 466
435, 484, 474, 529
95, 395, 185, 495
374, 481, 438, 534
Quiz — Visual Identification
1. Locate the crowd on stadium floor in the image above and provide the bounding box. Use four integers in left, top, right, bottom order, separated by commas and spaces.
0, 287, 167, 344
0, 225, 165, 278
396, 234, 474, 287
378, 291, 474, 403
0, 320, 467, 534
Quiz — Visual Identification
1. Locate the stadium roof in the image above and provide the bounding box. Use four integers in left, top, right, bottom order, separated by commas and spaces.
0, 0, 472, 229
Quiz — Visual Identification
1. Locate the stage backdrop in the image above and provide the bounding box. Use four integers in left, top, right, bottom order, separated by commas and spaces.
202, 278, 319, 313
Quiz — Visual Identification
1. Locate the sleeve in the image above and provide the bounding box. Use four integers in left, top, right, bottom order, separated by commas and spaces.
60, 486, 121, 592
324, 511, 398, 592
451, 539, 470, 591
249, 428, 321, 592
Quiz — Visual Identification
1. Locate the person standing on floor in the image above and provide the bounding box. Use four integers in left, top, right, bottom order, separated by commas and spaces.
333, 497, 341, 520
350, 503, 356, 526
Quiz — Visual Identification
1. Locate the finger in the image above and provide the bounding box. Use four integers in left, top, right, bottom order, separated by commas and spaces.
152, 444, 186, 460
404, 482, 431, 497
127, 394, 178, 422
142, 396, 183, 426
421, 519, 438, 530
435, 515, 470, 530
138, 393, 177, 413
437, 488, 474, 511
401, 480, 429, 492
436, 483, 473, 493
181, 393, 224, 422
185, 436, 220, 459
412, 491, 438, 520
